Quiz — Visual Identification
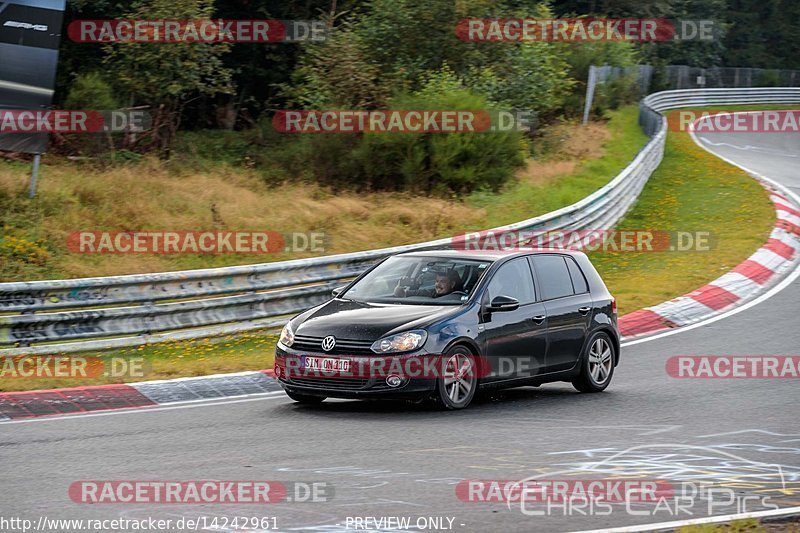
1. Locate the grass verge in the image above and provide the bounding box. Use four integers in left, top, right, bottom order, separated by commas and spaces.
0, 333, 278, 392
469, 106, 647, 229
591, 104, 778, 314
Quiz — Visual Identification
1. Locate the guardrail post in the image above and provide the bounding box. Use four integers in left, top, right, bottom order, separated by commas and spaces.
583, 65, 598, 125
18, 309, 34, 347
28, 154, 42, 199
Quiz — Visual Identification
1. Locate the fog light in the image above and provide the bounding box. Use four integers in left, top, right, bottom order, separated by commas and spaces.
386, 375, 403, 387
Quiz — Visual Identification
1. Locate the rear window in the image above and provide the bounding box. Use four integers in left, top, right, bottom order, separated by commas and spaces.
566, 257, 589, 294
532, 255, 574, 300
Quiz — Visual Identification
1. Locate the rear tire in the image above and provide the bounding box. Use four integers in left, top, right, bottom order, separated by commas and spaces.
432, 345, 478, 410
572, 332, 615, 393
285, 391, 326, 404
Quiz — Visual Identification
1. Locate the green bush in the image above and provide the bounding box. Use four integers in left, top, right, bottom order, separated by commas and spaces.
59, 73, 119, 157
63, 72, 119, 110
172, 130, 255, 167
171, 72, 528, 195
319, 86, 527, 194
286, 1, 574, 117
560, 41, 640, 118
595, 75, 641, 112
756, 69, 782, 87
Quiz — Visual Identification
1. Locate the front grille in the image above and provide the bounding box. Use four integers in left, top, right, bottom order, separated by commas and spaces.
289, 377, 371, 390
292, 335, 375, 356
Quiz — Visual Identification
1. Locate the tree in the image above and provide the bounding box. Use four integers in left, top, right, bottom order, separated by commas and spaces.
57, 1, 131, 105
281, 23, 391, 109
724, 0, 800, 69
639, 0, 728, 68
286, 0, 575, 115
103, 0, 235, 155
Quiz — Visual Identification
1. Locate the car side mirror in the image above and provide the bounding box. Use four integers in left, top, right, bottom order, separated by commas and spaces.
487, 295, 519, 312
331, 286, 346, 298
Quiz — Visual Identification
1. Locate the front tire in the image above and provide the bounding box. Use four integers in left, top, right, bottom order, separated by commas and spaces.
433, 345, 478, 410
572, 332, 615, 393
285, 391, 326, 404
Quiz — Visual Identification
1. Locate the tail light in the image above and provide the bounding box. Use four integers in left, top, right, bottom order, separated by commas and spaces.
611, 298, 617, 315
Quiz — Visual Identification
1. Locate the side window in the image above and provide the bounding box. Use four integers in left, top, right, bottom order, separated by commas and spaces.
566, 257, 589, 294
532, 255, 574, 300
486, 258, 536, 305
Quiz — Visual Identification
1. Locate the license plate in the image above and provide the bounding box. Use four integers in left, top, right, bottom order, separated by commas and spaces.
302, 356, 350, 372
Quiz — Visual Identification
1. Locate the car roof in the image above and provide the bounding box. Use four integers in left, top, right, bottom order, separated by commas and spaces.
397, 248, 585, 262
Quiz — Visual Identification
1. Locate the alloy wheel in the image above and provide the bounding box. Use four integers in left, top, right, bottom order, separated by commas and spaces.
588, 337, 613, 385
443, 353, 476, 404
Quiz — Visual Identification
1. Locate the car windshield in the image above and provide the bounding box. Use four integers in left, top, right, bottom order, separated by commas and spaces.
341, 255, 493, 305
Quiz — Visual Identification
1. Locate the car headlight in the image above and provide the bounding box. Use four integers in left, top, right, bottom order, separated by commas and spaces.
371, 330, 427, 354
278, 322, 294, 348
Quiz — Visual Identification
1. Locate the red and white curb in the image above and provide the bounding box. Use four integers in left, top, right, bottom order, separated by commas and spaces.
618, 181, 800, 338
0, 370, 279, 421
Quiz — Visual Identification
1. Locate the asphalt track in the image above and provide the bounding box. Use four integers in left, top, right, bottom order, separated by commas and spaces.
1, 120, 799, 533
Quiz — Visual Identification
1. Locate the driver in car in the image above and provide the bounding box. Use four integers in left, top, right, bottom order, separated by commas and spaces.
394, 269, 461, 298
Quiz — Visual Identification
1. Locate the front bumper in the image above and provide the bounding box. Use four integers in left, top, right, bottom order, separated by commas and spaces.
275, 345, 438, 399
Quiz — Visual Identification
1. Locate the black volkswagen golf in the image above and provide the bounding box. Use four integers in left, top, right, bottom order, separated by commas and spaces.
275, 250, 619, 409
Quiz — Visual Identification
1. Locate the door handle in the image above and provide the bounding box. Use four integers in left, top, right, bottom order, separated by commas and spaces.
578, 306, 591, 315
530, 315, 546, 324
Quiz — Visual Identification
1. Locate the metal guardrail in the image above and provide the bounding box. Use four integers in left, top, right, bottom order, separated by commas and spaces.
639, 87, 800, 136
3, 87, 800, 355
